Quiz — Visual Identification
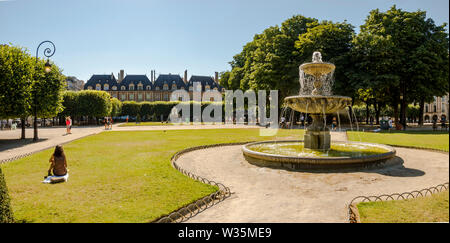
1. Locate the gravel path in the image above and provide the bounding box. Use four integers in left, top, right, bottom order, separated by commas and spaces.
176, 144, 449, 223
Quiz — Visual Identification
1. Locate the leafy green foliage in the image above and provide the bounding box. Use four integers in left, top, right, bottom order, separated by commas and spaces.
0, 167, 14, 223
0, 44, 34, 119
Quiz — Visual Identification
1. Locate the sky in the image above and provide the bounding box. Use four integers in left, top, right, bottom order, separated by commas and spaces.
1, 0, 449, 82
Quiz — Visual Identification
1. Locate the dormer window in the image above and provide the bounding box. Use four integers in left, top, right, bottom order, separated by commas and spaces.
189, 86, 193, 91
137, 83, 143, 90
112, 86, 117, 90
87, 86, 93, 90
163, 84, 169, 90
121, 86, 126, 91
172, 84, 177, 90
96, 84, 101, 90
129, 84, 135, 91
205, 85, 210, 91
104, 84, 109, 91
146, 85, 151, 90
213, 87, 218, 91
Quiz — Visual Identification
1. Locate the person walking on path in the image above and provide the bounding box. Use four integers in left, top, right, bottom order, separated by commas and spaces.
65, 117, 70, 135
68, 116, 72, 134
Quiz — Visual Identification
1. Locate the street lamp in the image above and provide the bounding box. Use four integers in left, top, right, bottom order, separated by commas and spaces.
33, 40, 56, 142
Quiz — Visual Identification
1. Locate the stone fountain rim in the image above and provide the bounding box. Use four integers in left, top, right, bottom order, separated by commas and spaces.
299, 61, 335, 69
242, 140, 396, 164
284, 95, 352, 100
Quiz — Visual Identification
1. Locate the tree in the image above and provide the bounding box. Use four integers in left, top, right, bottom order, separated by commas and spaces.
77, 90, 112, 124
0, 167, 14, 223
0, 44, 34, 139
355, 5, 449, 128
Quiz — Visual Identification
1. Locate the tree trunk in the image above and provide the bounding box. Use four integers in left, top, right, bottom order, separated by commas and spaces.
365, 102, 369, 125
393, 101, 399, 125
375, 102, 380, 125
21, 118, 26, 139
418, 98, 425, 126
400, 97, 407, 130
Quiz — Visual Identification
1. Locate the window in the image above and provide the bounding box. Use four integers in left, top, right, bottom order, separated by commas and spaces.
146, 85, 151, 90
213, 87, 218, 91
121, 86, 126, 91
205, 85, 210, 91
87, 86, 93, 90
443, 103, 446, 113
210, 97, 214, 102
138, 94, 143, 101
433, 105, 437, 113
112, 86, 117, 91
146, 93, 151, 100
104, 84, 109, 91
155, 86, 160, 90
189, 86, 193, 91
425, 105, 429, 113
163, 93, 169, 101
96, 84, 101, 90
129, 94, 134, 100
172, 84, 177, 90
112, 94, 117, 98
120, 94, 126, 100
129, 84, 134, 91
163, 83, 169, 90
138, 84, 143, 90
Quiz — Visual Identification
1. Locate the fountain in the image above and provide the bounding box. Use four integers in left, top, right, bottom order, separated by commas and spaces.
242, 52, 397, 170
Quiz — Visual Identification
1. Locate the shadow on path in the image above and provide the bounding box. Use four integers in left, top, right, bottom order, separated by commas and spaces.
0, 138, 48, 152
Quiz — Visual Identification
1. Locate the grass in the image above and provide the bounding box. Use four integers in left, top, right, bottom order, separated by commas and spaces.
1, 128, 301, 223
118, 122, 226, 127
347, 130, 449, 151
357, 191, 449, 223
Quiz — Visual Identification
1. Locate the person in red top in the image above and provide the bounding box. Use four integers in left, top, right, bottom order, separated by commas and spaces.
65, 117, 70, 134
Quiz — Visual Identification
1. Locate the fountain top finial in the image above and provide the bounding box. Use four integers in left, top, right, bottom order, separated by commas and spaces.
312, 51, 322, 63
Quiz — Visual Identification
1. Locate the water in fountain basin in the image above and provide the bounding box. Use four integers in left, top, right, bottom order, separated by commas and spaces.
247, 141, 390, 158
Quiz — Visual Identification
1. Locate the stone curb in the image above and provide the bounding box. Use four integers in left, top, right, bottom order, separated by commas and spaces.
151, 142, 254, 223
347, 182, 449, 223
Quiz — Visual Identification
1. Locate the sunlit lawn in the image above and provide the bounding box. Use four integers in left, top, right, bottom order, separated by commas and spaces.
347, 130, 449, 151
357, 191, 449, 223
1, 128, 301, 223
118, 122, 227, 127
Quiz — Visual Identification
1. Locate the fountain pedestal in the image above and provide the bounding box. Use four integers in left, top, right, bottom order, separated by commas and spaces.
304, 114, 330, 150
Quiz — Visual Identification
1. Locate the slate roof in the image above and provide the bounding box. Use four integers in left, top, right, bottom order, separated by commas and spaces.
118, 75, 152, 91
84, 74, 117, 89
187, 75, 223, 91
153, 74, 187, 90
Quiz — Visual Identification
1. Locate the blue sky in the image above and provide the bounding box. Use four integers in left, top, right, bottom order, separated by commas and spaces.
1, 0, 448, 81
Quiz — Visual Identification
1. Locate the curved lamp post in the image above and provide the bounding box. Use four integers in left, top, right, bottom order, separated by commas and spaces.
33, 40, 56, 142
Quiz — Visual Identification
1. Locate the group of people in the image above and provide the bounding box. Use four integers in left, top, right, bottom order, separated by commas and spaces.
104, 117, 113, 130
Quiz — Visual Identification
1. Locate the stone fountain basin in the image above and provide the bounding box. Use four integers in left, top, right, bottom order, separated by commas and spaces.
284, 95, 352, 114
300, 62, 335, 76
242, 140, 397, 171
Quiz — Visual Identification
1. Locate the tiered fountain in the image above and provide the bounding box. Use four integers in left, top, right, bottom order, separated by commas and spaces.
242, 52, 396, 170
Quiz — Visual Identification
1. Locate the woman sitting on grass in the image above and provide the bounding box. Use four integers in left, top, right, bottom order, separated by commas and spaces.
47, 145, 68, 177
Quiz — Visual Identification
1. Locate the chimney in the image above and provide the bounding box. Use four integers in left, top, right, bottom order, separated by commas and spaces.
184, 69, 188, 84
118, 69, 124, 83
214, 71, 219, 83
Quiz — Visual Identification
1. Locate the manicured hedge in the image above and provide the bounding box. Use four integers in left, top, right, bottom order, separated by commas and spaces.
0, 167, 14, 223
121, 101, 224, 121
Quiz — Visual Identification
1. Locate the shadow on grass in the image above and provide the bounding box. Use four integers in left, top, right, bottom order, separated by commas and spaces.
374, 130, 449, 135
0, 138, 48, 152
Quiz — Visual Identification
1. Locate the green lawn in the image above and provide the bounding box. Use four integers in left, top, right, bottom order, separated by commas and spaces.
118, 121, 175, 127
347, 130, 449, 151
118, 122, 225, 127
1, 128, 301, 223
357, 191, 449, 223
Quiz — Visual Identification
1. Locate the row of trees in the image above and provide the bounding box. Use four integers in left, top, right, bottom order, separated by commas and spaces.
60, 91, 121, 125
219, 5, 449, 127
0, 44, 66, 139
